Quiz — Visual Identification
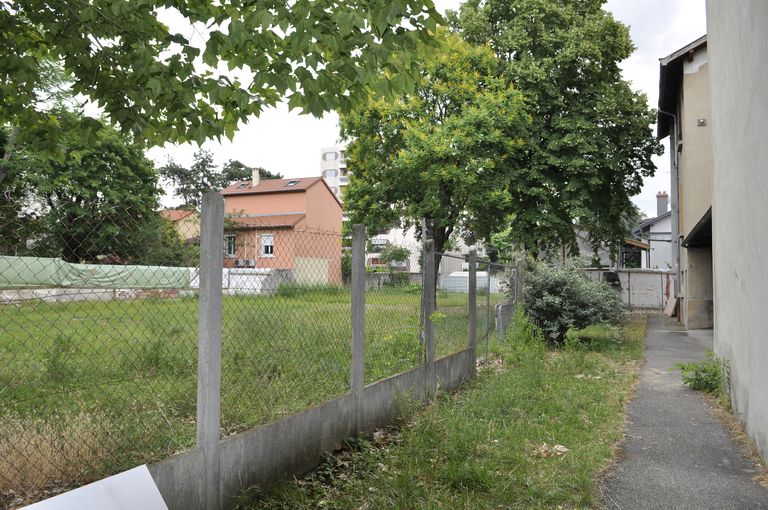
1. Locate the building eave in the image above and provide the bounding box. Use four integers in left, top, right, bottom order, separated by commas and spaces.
681, 207, 712, 248
633, 210, 672, 233
658, 34, 707, 139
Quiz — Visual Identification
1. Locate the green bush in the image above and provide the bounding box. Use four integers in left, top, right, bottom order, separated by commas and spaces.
275, 283, 347, 298
520, 260, 625, 345
341, 252, 352, 285
676, 351, 729, 395
387, 272, 410, 287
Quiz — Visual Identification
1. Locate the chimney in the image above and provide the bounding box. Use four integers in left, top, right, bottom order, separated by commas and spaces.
656, 191, 669, 217
251, 168, 260, 187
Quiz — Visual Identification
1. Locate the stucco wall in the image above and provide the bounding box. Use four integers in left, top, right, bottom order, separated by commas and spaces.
304, 180, 343, 234
676, 46, 714, 329
707, 0, 768, 460
649, 215, 672, 270
678, 54, 713, 236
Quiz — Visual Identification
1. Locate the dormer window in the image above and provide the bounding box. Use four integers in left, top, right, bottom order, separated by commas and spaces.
285, 180, 299, 187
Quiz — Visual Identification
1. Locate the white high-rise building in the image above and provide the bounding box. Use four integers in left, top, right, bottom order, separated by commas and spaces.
320, 146, 349, 200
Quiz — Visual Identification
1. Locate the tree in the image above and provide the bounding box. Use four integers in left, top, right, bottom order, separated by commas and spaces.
379, 245, 410, 271
221, 159, 281, 183
1, 1, 443, 158
160, 152, 282, 208
340, 33, 529, 287
4, 111, 187, 264
449, 0, 662, 256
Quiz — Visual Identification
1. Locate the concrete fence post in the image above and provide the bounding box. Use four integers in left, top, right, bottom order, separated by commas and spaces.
485, 268, 491, 361
423, 239, 436, 397
350, 224, 366, 434
468, 250, 477, 377
197, 191, 224, 510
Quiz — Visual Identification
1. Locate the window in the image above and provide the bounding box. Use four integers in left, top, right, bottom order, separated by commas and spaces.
285, 179, 300, 187
323, 170, 337, 178
331, 186, 339, 195
261, 234, 274, 257
322, 151, 338, 161
225, 235, 236, 257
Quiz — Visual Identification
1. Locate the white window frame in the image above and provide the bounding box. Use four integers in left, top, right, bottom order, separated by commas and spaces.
260, 233, 274, 258
224, 234, 236, 258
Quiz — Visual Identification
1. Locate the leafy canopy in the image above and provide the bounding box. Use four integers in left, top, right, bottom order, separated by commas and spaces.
341, 32, 529, 259
160, 152, 281, 209
1, 112, 192, 265
449, 0, 662, 256
1, 0, 443, 153
379, 245, 410, 265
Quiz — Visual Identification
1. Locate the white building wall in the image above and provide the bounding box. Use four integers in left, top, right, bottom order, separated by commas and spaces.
320, 146, 348, 200
649, 215, 672, 270
707, 0, 768, 460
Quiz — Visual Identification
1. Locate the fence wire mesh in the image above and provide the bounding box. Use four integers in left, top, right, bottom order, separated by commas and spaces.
434, 252, 472, 358
219, 215, 349, 436
1, 201, 200, 508
468, 258, 515, 361
1, 188, 500, 508
363, 239, 422, 382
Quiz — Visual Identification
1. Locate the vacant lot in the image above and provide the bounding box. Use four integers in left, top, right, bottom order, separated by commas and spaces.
0, 286, 502, 503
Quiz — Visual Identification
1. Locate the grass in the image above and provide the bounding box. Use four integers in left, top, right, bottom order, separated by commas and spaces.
0, 286, 502, 502
237, 312, 647, 510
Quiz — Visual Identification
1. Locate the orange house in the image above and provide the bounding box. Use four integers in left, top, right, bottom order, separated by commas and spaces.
161, 208, 201, 242
220, 175, 343, 285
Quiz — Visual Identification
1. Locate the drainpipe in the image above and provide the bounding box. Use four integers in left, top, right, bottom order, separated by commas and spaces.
658, 109, 680, 296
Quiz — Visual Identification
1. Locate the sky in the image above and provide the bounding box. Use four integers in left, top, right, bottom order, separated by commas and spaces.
148, 0, 707, 217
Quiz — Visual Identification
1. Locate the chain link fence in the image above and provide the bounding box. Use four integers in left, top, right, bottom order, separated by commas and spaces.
438, 255, 517, 363
363, 238, 423, 383
1, 193, 495, 507
218, 217, 350, 436
1, 202, 200, 508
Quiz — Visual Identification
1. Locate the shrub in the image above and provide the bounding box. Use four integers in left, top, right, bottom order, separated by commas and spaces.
387, 271, 410, 287
275, 283, 347, 298
519, 260, 625, 345
676, 351, 729, 397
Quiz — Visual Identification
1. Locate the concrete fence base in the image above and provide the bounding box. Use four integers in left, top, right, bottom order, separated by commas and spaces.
149, 349, 474, 510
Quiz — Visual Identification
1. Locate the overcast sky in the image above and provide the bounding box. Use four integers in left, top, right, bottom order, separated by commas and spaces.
149, 0, 707, 216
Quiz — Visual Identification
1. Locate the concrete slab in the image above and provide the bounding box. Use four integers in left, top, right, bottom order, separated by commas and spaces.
599, 314, 768, 509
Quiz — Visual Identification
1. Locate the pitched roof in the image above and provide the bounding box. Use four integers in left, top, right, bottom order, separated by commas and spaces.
226, 213, 306, 230
220, 176, 343, 208
161, 209, 197, 222
634, 210, 672, 233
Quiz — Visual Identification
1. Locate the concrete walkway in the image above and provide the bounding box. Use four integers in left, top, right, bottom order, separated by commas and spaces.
600, 314, 768, 510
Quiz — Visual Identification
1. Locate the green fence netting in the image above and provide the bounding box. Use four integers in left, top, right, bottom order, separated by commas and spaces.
0, 256, 192, 289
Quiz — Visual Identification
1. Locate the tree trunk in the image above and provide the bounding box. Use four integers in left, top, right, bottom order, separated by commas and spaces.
0, 127, 19, 185
429, 225, 451, 310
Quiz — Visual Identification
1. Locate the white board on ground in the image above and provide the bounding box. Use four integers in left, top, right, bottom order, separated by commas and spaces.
24, 465, 168, 510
